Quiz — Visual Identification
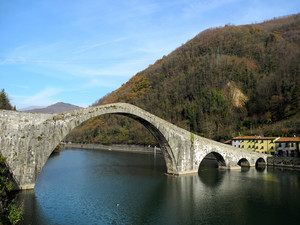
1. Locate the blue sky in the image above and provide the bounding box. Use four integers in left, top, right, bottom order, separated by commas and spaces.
1, 0, 299, 109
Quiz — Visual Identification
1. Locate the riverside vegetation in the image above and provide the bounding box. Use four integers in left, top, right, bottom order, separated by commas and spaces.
0, 155, 23, 225
66, 14, 300, 145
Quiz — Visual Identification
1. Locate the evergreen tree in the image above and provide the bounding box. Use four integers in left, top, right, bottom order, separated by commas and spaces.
0, 89, 13, 110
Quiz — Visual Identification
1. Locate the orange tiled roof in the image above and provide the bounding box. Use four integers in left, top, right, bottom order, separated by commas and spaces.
232, 136, 277, 140
275, 137, 300, 142
259, 137, 278, 140
232, 136, 256, 140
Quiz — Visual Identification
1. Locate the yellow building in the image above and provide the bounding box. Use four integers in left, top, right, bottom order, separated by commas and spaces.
232, 136, 278, 155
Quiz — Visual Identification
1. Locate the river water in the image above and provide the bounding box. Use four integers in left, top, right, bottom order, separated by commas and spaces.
17, 148, 300, 225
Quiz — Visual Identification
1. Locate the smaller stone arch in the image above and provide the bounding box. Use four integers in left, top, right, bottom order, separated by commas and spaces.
256, 157, 266, 172
237, 158, 250, 167
199, 152, 226, 171
255, 157, 266, 167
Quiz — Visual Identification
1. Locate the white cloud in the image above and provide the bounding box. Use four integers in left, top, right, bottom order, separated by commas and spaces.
82, 78, 121, 89
16, 87, 61, 108
14, 85, 30, 89
0, 42, 68, 66
73, 37, 128, 54
78, 58, 153, 78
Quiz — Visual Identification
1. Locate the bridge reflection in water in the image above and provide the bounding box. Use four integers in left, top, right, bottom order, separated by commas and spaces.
17, 148, 300, 225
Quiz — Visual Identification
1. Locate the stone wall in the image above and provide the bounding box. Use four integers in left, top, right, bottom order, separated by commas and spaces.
267, 157, 300, 168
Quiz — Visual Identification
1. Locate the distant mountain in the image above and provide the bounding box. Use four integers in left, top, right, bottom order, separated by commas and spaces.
26, 102, 82, 113
21, 106, 44, 111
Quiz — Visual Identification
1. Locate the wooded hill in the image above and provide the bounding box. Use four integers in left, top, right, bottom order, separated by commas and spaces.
66, 14, 300, 145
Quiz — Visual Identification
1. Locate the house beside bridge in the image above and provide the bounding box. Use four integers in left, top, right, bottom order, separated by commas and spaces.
275, 137, 300, 157
227, 136, 300, 157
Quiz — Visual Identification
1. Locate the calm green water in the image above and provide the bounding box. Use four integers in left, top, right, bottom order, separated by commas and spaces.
17, 148, 300, 225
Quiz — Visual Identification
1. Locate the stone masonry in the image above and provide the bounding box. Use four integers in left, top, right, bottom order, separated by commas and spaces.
0, 103, 268, 190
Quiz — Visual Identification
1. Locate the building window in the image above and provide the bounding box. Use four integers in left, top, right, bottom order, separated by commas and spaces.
279, 143, 282, 147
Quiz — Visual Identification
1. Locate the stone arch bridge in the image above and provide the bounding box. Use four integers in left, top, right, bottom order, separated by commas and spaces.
0, 103, 267, 190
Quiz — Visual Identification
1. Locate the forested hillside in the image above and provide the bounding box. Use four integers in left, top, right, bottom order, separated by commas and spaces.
66, 14, 300, 145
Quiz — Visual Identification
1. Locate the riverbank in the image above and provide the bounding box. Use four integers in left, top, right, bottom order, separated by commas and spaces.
61, 143, 162, 154
267, 156, 300, 169
61, 143, 300, 169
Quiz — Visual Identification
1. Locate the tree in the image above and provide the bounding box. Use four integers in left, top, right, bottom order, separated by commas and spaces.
0, 89, 13, 110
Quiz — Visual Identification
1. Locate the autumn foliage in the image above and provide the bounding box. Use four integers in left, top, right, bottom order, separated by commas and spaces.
66, 14, 300, 144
